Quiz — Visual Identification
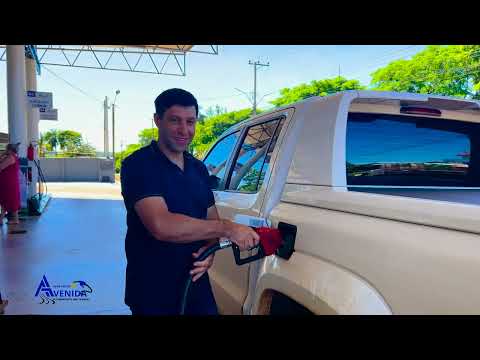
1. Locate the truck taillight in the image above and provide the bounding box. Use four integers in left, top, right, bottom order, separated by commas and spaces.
400, 106, 442, 116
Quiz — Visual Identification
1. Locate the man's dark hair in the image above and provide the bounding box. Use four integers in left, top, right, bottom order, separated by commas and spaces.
154, 88, 198, 119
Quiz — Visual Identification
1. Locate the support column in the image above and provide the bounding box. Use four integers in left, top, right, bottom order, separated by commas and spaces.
7, 45, 27, 158
26, 56, 39, 197
104, 97, 109, 157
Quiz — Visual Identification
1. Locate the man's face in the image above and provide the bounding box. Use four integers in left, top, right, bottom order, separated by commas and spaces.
155, 105, 197, 153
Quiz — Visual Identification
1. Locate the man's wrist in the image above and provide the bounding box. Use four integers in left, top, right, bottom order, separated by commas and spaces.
218, 219, 232, 238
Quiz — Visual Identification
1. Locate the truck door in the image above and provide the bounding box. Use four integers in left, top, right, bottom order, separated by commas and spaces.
204, 116, 286, 314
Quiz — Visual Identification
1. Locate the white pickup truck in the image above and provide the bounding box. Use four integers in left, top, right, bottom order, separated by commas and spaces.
202, 90, 480, 315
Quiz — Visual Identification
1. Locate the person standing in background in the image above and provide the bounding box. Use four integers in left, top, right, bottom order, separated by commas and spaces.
0, 143, 21, 225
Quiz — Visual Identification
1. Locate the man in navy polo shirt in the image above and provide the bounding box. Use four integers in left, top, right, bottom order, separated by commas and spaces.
121, 88, 259, 315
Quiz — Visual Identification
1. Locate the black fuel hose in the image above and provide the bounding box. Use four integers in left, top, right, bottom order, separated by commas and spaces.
180, 241, 227, 315
34, 159, 48, 196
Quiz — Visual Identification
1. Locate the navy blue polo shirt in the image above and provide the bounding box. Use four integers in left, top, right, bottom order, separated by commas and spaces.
120, 140, 217, 314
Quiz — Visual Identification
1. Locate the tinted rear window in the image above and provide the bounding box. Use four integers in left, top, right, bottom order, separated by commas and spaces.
346, 113, 480, 187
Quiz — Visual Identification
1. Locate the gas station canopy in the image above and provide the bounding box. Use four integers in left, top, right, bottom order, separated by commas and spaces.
0, 44, 219, 191
0, 45, 218, 76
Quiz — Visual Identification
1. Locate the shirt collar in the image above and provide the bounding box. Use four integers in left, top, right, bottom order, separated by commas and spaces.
149, 140, 193, 168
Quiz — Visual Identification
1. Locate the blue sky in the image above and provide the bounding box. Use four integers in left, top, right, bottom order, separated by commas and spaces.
0, 45, 426, 151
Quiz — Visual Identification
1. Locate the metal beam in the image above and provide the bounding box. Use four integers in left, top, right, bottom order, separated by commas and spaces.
0, 45, 218, 76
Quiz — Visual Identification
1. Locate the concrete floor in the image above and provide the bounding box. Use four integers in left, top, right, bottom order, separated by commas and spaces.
0, 183, 131, 315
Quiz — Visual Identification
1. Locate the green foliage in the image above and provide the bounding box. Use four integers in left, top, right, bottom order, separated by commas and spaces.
38, 133, 49, 156
57, 130, 82, 150
370, 45, 480, 98
204, 105, 228, 118
115, 143, 143, 172
198, 105, 228, 123
191, 108, 254, 158
466, 45, 480, 98
116, 45, 480, 172
138, 128, 158, 146
270, 76, 365, 107
40, 129, 95, 157
237, 168, 265, 192
63, 142, 96, 158
42, 129, 61, 151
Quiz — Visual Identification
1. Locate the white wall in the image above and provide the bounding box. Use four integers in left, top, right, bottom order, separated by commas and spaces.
38, 158, 114, 182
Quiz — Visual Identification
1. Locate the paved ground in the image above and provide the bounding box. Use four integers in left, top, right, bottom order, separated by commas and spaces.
43, 182, 123, 200
0, 182, 130, 315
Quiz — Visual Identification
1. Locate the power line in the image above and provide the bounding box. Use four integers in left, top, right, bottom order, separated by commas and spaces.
238, 66, 479, 112
208, 47, 480, 114
210, 48, 480, 108
199, 93, 245, 102
365, 45, 422, 66
263, 58, 480, 104
350, 47, 480, 81
332, 46, 423, 81
194, 47, 480, 114
43, 65, 103, 104
346, 47, 426, 80
251, 47, 427, 104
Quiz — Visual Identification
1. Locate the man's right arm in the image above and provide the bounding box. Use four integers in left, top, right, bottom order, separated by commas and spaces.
134, 196, 259, 251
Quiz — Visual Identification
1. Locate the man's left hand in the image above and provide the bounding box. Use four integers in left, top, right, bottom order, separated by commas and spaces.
190, 244, 215, 282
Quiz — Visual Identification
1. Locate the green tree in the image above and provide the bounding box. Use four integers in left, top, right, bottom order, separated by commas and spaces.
115, 143, 143, 173
58, 130, 82, 150
42, 129, 61, 152
205, 105, 227, 118
370, 45, 480, 99
198, 105, 228, 123
39, 133, 49, 157
270, 76, 365, 107
238, 168, 265, 192
41, 129, 97, 157
138, 128, 158, 146
466, 45, 480, 97
191, 108, 254, 158
64, 142, 96, 157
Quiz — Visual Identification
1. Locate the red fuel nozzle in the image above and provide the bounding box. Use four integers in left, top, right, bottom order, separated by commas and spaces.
231, 226, 284, 266
255, 227, 283, 256
183, 225, 285, 314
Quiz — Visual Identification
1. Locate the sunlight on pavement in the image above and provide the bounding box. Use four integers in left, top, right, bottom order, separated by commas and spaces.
46, 182, 123, 200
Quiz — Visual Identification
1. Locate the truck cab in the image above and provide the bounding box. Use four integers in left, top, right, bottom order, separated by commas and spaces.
202, 90, 480, 315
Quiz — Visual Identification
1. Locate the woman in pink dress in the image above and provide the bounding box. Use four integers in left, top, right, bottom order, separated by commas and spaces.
0, 143, 21, 224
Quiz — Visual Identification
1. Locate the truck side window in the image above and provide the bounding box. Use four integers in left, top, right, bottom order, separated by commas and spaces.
228, 118, 285, 193
203, 131, 240, 190
346, 113, 479, 187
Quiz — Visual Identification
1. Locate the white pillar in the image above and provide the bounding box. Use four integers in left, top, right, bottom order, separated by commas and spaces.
7, 45, 27, 158
104, 96, 109, 157
26, 56, 39, 197
26, 57, 38, 143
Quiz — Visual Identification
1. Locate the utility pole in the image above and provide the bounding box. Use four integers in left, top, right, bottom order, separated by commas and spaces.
112, 103, 115, 162
151, 115, 154, 141
103, 96, 109, 158
248, 60, 269, 115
